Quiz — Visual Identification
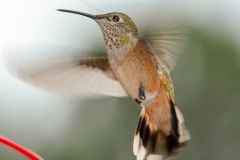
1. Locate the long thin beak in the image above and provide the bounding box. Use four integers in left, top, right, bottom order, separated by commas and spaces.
57, 9, 97, 19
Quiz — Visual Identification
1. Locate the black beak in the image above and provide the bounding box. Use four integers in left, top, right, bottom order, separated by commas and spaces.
57, 9, 97, 19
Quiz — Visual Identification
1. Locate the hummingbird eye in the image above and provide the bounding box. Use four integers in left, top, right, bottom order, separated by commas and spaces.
112, 15, 120, 22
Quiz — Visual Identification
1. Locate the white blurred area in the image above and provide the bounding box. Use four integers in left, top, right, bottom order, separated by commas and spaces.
1, 0, 240, 159
0, 0, 95, 138
0, 0, 105, 158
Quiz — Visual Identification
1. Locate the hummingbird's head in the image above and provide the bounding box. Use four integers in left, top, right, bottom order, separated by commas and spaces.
94, 12, 138, 48
57, 9, 138, 57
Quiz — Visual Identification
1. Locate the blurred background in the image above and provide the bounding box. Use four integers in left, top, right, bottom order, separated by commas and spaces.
1, 0, 240, 160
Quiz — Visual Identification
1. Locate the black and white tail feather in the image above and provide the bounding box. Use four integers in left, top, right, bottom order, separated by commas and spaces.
133, 102, 190, 160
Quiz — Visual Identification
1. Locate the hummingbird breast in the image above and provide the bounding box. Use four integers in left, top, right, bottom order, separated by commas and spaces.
111, 40, 161, 105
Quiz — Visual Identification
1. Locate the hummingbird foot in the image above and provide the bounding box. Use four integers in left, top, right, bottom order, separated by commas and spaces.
138, 84, 146, 100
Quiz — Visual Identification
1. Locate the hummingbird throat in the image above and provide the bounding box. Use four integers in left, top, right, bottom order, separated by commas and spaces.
95, 19, 138, 62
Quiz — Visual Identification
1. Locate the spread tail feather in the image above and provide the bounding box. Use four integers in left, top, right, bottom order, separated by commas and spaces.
133, 103, 190, 160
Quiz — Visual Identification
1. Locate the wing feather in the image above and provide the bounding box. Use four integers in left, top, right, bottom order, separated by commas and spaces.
141, 26, 189, 72
2, 43, 127, 99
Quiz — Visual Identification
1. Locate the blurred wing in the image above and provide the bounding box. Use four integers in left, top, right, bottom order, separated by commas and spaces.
2, 43, 128, 99
141, 26, 189, 72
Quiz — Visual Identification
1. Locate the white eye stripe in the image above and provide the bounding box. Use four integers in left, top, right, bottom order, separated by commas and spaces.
119, 18, 123, 22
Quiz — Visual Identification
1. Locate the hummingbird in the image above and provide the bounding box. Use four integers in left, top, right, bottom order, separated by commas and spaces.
55, 9, 190, 160
3, 9, 190, 160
